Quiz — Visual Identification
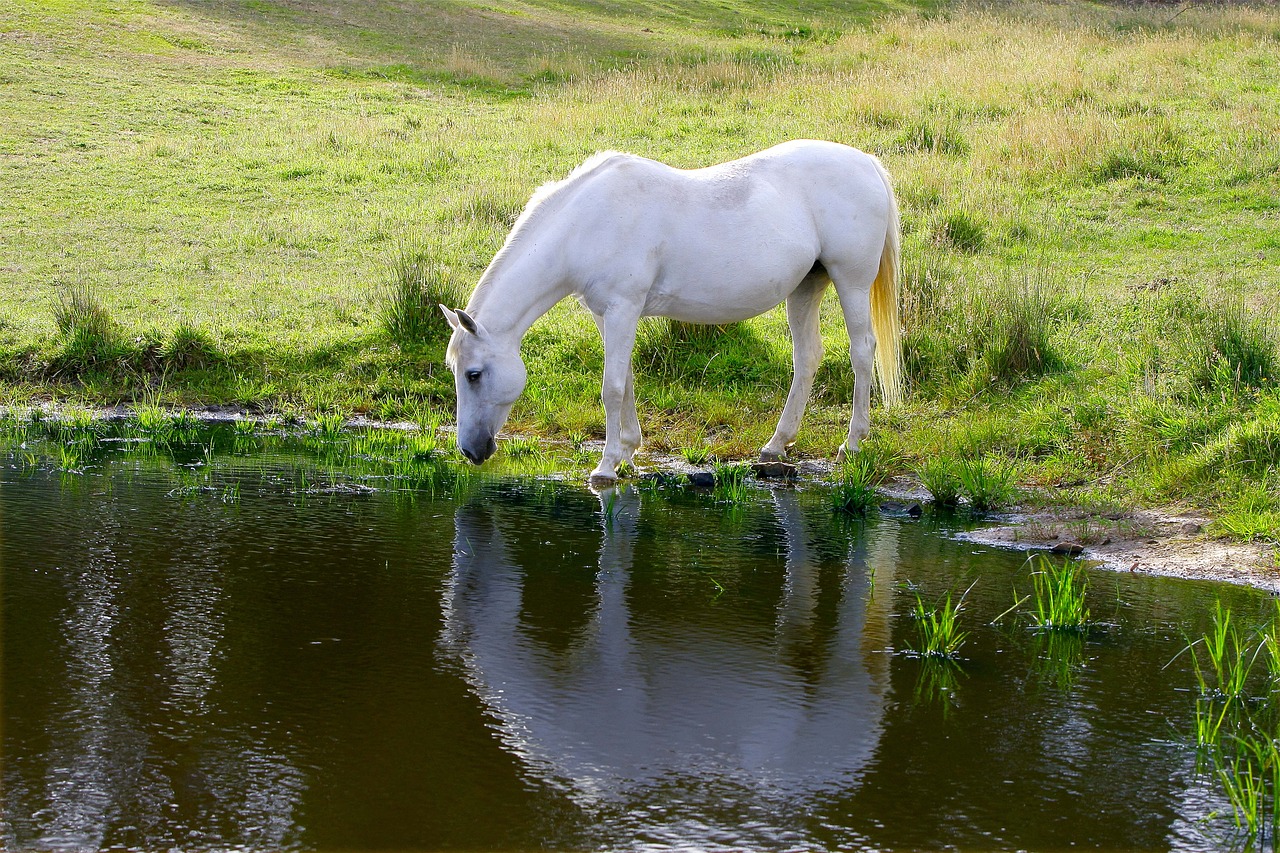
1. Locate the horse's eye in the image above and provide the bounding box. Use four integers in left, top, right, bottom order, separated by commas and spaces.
465, 369, 483, 384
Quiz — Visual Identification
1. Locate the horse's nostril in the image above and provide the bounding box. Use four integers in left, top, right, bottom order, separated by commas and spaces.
484, 436, 497, 459
461, 446, 480, 464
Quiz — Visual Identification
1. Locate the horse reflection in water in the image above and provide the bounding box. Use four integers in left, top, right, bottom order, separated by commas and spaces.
441, 488, 900, 848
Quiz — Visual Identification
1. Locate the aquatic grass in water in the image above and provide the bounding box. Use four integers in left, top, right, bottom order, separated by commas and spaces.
909, 584, 973, 660
134, 404, 170, 437
831, 456, 881, 515
1028, 556, 1091, 632
1188, 600, 1262, 702
1218, 734, 1280, 845
314, 412, 346, 441
1180, 599, 1280, 849
913, 657, 964, 714
55, 443, 85, 473
713, 461, 753, 504
1032, 630, 1088, 691
831, 444, 895, 515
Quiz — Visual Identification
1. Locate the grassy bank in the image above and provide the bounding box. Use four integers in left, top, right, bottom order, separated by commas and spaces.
2, 0, 1278, 535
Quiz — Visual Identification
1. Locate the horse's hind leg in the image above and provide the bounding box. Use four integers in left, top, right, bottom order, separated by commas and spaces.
828, 272, 877, 462
761, 271, 829, 462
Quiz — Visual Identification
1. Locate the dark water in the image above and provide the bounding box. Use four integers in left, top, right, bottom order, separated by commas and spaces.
1, 431, 1272, 852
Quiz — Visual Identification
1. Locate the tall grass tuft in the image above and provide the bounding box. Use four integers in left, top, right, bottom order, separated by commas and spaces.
713, 461, 752, 504
909, 584, 973, 660
1027, 555, 1090, 632
1183, 600, 1280, 848
933, 211, 986, 253
831, 456, 881, 515
957, 457, 1016, 511
1217, 735, 1280, 843
50, 284, 131, 374
915, 457, 961, 507
831, 444, 895, 515
1193, 296, 1277, 396
1188, 600, 1261, 702
978, 278, 1067, 384
384, 246, 469, 348
53, 284, 114, 340
162, 321, 223, 371
313, 411, 346, 441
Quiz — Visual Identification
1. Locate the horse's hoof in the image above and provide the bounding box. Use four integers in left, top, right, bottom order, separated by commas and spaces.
589, 470, 618, 486
835, 443, 848, 464
759, 450, 784, 463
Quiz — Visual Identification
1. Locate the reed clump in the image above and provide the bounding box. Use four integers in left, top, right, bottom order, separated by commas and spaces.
1027, 556, 1090, 632
908, 585, 974, 660
1179, 600, 1280, 848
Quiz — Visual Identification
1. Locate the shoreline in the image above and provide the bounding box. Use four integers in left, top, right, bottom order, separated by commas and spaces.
6, 403, 1277, 593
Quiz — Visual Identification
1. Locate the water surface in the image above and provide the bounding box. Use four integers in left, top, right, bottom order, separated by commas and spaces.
0, 431, 1268, 851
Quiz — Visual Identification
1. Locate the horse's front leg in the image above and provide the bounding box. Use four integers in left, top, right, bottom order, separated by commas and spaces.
590, 312, 642, 463
591, 311, 642, 482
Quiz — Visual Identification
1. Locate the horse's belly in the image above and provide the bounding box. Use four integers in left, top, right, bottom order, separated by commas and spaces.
643, 256, 812, 324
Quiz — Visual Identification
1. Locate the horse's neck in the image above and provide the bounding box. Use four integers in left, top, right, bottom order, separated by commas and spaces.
468, 232, 571, 344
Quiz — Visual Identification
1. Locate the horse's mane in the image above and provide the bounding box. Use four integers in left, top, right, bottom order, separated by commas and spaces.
466, 150, 628, 313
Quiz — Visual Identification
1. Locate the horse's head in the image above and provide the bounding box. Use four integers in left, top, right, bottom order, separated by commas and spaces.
441, 306, 527, 464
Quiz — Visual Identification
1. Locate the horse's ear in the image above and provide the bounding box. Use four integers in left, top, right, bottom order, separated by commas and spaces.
439, 304, 461, 331
454, 308, 481, 336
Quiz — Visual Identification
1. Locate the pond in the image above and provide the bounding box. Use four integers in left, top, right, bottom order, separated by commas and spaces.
1, 422, 1275, 852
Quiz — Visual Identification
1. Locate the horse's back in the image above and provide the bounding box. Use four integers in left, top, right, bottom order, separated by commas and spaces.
561, 141, 893, 323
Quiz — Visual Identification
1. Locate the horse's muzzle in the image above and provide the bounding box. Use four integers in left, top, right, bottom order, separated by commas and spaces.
460, 435, 497, 465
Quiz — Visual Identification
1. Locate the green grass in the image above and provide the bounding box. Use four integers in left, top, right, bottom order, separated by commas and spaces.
1027, 556, 1091, 632
831, 444, 895, 515
1181, 600, 1280, 849
915, 457, 960, 507
2, 0, 1280, 534
1188, 600, 1263, 702
908, 585, 972, 660
956, 456, 1017, 512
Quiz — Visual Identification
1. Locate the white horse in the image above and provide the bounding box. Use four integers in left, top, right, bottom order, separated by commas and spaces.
441, 139, 902, 481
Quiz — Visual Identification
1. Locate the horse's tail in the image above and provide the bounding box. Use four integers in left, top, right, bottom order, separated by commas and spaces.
869, 157, 903, 408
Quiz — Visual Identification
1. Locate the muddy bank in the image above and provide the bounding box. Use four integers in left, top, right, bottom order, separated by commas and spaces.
955, 507, 1279, 594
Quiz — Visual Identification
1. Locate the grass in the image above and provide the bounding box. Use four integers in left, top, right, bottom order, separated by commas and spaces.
1187, 600, 1263, 702
1027, 555, 1091, 632
712, 461, 754, 504
681, 442, 714, 466
384, 243, 471, 350
915, 457, 960, 507
831, 444, 894, 515
956, 456, 1017, 512
908, 584, 973, 660
2, 0, 1280, 534
1181, 600, 1280, 849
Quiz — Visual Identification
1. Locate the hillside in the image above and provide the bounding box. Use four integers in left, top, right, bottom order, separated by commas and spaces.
2, 0, 1279, 534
